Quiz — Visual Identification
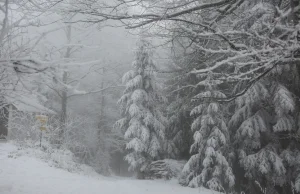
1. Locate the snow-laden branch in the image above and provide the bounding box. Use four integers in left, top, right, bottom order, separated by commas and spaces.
70, 0, 235, 28
67, 85, 124, 98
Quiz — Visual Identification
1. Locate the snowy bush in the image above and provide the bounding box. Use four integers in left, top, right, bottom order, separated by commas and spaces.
9, 111, 123, 176
49, 114, 123, 175
142, 159, 186, 180
11, 140, 99, 175
8, 110, 48, 142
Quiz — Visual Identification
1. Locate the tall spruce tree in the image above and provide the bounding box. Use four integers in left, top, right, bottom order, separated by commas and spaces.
179, 73, 234, 192
116, 39, 166, 177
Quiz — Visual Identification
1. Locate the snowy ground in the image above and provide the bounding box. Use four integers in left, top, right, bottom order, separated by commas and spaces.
0, 142, 216, 194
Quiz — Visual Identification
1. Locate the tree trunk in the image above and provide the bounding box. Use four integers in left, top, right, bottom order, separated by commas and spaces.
98, 67, 106, 129
100, 69, 105, 120
60, 24, 72, 143
291, 0, 300, 112
60, 71, 68, 142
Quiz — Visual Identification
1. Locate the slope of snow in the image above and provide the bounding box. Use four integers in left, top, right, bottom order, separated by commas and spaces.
0, 142, 217, 194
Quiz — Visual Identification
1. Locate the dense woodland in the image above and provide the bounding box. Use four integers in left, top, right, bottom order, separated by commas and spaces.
1, 0, 300, 194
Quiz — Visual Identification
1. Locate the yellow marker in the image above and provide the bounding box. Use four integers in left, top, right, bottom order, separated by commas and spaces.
40, 126, 47, 131
36, 115, 48, 131
36, 115, 48, 147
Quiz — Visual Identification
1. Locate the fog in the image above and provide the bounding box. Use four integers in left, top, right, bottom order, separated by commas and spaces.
2, 1, 296, 194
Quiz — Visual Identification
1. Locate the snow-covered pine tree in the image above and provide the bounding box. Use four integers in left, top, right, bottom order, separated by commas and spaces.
229, 65, 300, 194
115, 38, 167, 177
179, 73, 234, 192
229, 81, 286, 194
226, 1, 300, 193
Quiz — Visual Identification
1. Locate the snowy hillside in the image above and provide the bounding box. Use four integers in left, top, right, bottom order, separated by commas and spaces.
0, 142, 216, 194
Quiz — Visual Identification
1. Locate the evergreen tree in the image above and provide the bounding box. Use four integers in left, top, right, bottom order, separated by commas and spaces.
116, 39, 167, 176
226, 1, 300, 193
180, 74, 234, 192
229, 65, 300, 194
163, 53, 197, 160
164, 98, 193, 159
230, 81, 284, 194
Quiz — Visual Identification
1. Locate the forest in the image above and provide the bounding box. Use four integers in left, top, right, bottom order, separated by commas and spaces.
0, 0, 300, 194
